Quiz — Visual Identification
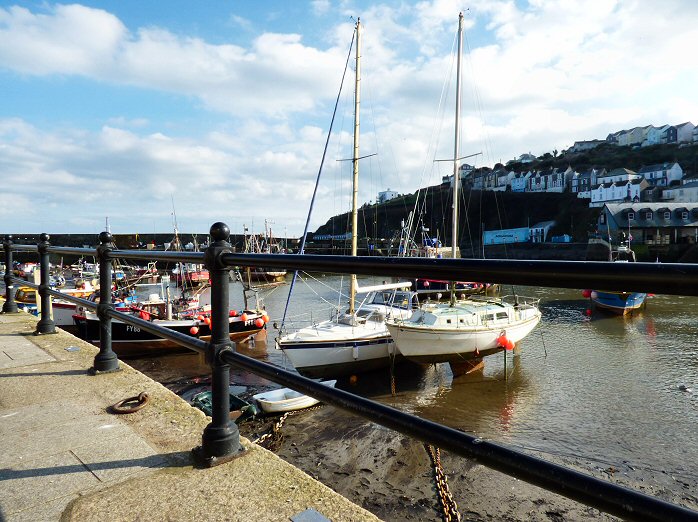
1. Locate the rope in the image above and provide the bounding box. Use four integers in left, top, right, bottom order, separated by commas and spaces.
280, 30, 356, 332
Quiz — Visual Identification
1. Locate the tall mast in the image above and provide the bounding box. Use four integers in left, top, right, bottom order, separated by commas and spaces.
452, 12, 463, 260
449, 12, 464, 306
349, 18, 361, 315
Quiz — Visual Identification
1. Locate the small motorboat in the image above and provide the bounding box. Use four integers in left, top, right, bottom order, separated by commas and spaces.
252, 380, 337, 414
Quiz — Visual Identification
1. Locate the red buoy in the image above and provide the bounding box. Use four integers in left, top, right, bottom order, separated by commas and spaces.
190, 326, 199, 335
254, 318, 264, 328
582, 289, 592, 299
240, 313, 248, 322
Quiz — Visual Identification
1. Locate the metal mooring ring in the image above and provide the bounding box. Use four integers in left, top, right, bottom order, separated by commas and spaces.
110, 392, 150, 414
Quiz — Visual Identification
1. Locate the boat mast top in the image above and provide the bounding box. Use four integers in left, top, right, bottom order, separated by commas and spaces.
349, 18, 361, 315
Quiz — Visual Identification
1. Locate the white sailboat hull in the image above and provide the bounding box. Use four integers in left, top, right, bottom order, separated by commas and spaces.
278, 321, 399, 378
386, 300, 541, 364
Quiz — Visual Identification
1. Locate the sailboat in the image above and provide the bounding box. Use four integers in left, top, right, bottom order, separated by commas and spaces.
276, 19, 416, 378
386, 13, 541, 374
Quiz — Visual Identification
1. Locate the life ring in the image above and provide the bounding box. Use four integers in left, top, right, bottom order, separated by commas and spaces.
109, 392, 149, 414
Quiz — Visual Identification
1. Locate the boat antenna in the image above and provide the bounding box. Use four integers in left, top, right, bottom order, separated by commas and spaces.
279, 22, 358, 331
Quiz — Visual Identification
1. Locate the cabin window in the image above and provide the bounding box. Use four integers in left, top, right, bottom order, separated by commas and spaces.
664, 211, 671, 220
496, 312, 509, 320
627, 212, 635, 220
483, 314, 494, 321
645, 211, 653, 220
599, 214, 606, 224
446, 319, 452, 324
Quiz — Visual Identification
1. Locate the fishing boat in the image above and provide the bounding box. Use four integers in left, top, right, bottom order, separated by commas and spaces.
240, 220, 287, 285
386, 13, 541, 375
72, 292, 267, 357
587, 238, 647, 315
275, 20, 416, 378
14, 284, 96, 334
252, 380, 337, 414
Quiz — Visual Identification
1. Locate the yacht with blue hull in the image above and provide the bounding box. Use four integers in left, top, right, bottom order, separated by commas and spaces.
590, 240, 647, 315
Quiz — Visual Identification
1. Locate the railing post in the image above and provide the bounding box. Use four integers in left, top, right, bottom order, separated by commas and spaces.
91, 231, 120, 374
193, 222, 244, 466
2, 235, 18, 313
35, 233, 57, 334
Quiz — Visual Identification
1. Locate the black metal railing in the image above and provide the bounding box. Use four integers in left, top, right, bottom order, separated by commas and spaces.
2, 224, 698, 521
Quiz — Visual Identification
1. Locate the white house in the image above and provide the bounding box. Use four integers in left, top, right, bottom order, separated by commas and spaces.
676, 122, 695, 143
590, 179, 648, 207
377, 189, 399, 204
637, 162, 683, 187
597, 167, 641, 185
662, 180, 698, 202
569, 140, 605, 153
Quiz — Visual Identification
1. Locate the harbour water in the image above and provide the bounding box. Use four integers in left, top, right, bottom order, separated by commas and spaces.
128, 275, 698, 501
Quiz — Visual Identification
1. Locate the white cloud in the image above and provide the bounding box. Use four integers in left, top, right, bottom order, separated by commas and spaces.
0, 1, 696, 234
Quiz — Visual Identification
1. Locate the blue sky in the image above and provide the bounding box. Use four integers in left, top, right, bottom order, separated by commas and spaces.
1, 1, 696, 237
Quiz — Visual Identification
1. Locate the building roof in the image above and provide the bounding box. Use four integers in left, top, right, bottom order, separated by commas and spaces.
604, 202, 698, 228
637, 162, 678, 173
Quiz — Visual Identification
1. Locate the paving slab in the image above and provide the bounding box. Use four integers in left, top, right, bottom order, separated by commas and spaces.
0, 330, 56, 368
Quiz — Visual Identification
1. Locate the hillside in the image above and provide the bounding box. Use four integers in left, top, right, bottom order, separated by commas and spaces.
313, 186, 597, 256
312, 142, 698, 256
508, 142, 698, 176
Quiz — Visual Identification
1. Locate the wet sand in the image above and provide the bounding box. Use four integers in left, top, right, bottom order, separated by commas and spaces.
240, 405, 698, 522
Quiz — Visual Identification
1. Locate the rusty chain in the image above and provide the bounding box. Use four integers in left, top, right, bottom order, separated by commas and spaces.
253, 405, 323, 451
425, 443, 461, 522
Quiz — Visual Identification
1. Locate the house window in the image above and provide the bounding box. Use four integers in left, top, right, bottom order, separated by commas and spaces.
664, 212, 671, 220
627, 212, 635, 220
599, 214, 606, 224
645, 211, 653, 220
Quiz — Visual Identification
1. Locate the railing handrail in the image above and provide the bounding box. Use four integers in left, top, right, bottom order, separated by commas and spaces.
3, 227, 698, 521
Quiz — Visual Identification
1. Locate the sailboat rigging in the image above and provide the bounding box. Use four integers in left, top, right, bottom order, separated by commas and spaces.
386, 13, 541, 376
276, 19, 416, 378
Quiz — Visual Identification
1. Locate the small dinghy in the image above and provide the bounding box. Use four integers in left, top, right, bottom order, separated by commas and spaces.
252, 380, 337, 414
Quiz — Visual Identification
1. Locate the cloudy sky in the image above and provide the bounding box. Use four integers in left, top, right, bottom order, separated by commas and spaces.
1, 0, 696, 237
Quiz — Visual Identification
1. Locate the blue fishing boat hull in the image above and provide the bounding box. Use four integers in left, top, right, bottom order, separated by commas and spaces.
591, 291, 647, 315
